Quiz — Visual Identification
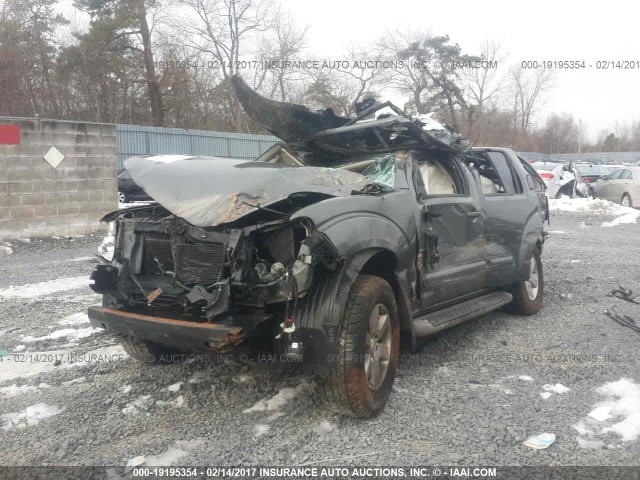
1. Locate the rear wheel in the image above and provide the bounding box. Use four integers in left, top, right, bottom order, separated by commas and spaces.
318, 275, 400, 417
120, 336, 182, 364
622, 193, 633, 208
509, 249, 544, 315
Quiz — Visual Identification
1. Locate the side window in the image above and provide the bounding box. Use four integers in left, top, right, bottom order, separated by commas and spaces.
465, 151, 522, 195
620, 169, 632, 180
607, 169, 623, 180
520, 159, 545, 191
412, 155, 468, 197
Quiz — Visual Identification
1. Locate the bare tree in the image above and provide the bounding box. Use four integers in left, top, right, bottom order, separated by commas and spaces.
510, 65, 554, 133
463, 38, 507, 142
177, 0, 272, 131
252, 8, 308, 101
538, 113, 580, 154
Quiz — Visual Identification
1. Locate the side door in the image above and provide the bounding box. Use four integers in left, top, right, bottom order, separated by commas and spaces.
612, 169, 632, 203
469, 149, 529, 287
597, 169, 622, 201
413, 158, 487, 309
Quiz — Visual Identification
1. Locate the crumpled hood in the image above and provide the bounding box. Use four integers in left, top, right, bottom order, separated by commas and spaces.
124, 155, 369, 227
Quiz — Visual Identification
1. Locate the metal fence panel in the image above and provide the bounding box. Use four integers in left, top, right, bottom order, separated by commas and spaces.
115, 124, 279, 171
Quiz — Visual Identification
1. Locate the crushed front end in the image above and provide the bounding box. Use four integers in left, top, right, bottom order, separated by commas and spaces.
88, 202, 339, 359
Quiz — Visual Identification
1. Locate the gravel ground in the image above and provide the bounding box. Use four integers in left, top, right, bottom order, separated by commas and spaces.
0, 211, 639, 468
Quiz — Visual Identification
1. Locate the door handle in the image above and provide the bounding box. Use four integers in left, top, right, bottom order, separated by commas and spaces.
467, 211, 482, 218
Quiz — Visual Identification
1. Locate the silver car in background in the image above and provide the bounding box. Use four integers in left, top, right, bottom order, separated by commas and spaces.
591, 166, 640, 207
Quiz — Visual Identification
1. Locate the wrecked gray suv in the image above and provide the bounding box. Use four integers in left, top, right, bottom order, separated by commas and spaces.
88, 76, 549, 417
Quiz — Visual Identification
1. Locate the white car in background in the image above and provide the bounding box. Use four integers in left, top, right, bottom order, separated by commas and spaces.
530, 161, 588, 198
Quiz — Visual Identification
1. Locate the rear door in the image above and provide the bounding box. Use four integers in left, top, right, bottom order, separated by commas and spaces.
603, 169, 628, 202
468, 149, 530, 287
414, 158, 487, 309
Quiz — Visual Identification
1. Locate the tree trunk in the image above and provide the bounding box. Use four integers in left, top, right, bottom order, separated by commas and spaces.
134, 0, 164, 126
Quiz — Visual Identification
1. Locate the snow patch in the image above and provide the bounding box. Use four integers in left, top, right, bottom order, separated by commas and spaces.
0, 244, 13, 258
22, 327, 100, 343
165, 382, 182, 393
518, 375, 534, 382
0, 383, 50, 398
573, 378, 640, 446
314, 419, 336, 434
603, 210, 640, 227
243, 382, 311, 414
126, 440, 205, 468
0, 276, 90, 301
57, 312, 90, 326
540, 392, 552, 400
1, 403, 63, 430
549, 196, 640, 227
155, 395, 186, 409
121, 384, 132, 394
122, 395, 154, 415
0, 344, 127, 383
253, 424, 270, 438
542, 383, 570, 394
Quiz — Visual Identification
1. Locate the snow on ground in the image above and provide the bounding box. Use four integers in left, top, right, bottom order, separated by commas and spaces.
542, 383, 571, 394
122, 395, 154, 415
57, 312, 90, 326
573, 378, 640, 447
314, 419, 336, 434
0, 243, 13, 258
243, 382, 312, 414
126, 440, 205, 468
549, 196, 640, 226
21, 327, 100, 343
518, 375, 534, 382
0, 383, 50, 398
0, 345, 128, 383
1, 403, 64, 430
165, 382, 182, 393
0, 276, 90, 301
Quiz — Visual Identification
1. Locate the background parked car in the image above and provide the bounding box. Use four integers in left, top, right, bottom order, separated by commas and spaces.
117, 170, 153, 203
590, 166, 640, 207
531, 161, 588, 198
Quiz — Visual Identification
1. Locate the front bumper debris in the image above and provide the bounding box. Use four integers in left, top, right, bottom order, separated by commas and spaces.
88, 306, 244, 350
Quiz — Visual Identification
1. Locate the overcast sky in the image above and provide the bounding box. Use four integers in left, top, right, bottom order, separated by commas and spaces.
58, 0, 638, 140
278, 0, 640, 140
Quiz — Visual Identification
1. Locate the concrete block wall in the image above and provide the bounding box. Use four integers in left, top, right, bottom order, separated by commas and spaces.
0, 118, 118, 239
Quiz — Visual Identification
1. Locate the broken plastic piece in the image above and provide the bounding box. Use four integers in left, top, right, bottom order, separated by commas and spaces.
523, 433, 556, 450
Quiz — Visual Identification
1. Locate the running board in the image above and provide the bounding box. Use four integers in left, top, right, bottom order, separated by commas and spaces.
413, 290, 513, 336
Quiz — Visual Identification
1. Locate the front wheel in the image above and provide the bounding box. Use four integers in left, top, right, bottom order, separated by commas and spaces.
622, 193, 633, 208
118, 190, 128, 203
509, 249, 544, 315
318, 275, 400, 417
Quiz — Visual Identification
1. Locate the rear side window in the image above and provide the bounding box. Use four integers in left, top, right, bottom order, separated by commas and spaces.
607, 169, 623, 179
520, 159, 546, 191
464, 151, 523, 195
620, 169, 633, 180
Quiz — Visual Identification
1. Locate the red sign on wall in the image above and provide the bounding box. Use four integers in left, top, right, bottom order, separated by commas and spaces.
0, 125, 21, 145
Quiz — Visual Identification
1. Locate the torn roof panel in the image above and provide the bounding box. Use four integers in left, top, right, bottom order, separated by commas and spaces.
232, 74, 471, 165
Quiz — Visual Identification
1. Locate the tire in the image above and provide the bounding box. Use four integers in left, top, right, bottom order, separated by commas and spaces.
318, 274, 400, 418
118, 190, 129, 203
622, 193, 633, 208
509, 249, 544, 315
120, 336, 182, 364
